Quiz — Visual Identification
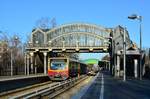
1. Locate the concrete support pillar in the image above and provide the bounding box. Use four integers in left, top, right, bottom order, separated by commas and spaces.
134, 59, 138, 78
27, 54, 30, 75
117, 55, 120, 77
30, 52, 34, 74
44, 52, 47, 75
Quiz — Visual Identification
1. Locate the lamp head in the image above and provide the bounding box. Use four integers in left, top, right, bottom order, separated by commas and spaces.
128, 14, 138, 20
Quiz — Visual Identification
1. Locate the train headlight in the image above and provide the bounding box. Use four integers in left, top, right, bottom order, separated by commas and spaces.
62, 76, 67, 80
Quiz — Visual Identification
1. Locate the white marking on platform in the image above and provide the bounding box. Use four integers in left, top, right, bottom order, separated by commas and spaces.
100, 74, 104, 99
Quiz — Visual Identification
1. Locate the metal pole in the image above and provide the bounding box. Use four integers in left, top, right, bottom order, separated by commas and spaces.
10, 49, 13, 76
27, 54, 30, 75
24, 53, 26, 75
139, 16, 142, 80
112, 39, 114, 75
110, 30, 114, 75
123, 27, 126, 81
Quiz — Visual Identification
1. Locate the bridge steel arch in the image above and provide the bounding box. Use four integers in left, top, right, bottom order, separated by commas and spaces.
27, 23, 111, 53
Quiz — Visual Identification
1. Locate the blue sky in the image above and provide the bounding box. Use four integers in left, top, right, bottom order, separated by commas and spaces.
0, 0, 149, 60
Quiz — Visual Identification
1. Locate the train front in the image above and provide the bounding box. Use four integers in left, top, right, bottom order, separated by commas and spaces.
48, 58, 69, 80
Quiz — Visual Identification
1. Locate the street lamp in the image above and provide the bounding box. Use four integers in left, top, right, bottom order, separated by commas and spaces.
128, 14, 142, 80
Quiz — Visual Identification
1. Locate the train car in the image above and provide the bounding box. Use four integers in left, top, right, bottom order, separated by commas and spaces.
48, 57, 87, 80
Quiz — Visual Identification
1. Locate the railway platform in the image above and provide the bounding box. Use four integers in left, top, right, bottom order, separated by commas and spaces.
0, 74, 49, 93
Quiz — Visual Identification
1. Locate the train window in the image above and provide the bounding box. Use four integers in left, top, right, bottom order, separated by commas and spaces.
50, 59, 67, 70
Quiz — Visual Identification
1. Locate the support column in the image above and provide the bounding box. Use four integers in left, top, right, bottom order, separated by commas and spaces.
27, 54, 30, 75
44, 52, 47, 75
114, 54, 117, 76
109, 62, 110, 71
78, 63, 80, 77
107, 62, 109, 70
35, 57, 37, 74
106, 62, 108, 70
117, 55, 120, 77
30, 52, 34, 74
134, 59, 138, 78
105, 62, 107, 70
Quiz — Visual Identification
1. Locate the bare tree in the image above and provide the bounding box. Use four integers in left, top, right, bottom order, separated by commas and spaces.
10, 35, 25, 75
50, 18, 57, 28
0, 32, 25, 76
35, 17, 57, 29
0, 31, 11, 75
36, 17, 50, 29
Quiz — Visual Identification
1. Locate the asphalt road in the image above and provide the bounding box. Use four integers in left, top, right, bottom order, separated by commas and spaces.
81, 71, 150, 99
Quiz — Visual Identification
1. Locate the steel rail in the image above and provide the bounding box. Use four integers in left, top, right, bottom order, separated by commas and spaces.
0, 81, 52, 97
10, 75, 88, 99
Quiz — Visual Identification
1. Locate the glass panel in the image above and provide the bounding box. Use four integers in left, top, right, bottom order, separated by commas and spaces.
50, 59, 67, 70
33, 31, 44, 46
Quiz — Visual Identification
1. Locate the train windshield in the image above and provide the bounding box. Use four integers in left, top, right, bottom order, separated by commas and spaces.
50, 59, 66, 70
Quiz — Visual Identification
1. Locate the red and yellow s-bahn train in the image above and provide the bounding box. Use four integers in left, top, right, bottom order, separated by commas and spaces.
48, 57, 87, 80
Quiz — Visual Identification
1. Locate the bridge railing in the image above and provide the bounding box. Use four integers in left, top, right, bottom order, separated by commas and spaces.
26, 43, 109, 48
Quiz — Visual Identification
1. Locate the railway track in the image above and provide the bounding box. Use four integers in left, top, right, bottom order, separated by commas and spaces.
0, 81, 53, 99
0, 75, 88, 99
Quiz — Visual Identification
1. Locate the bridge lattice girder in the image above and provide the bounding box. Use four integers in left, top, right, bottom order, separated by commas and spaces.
28, 23, 111, 52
